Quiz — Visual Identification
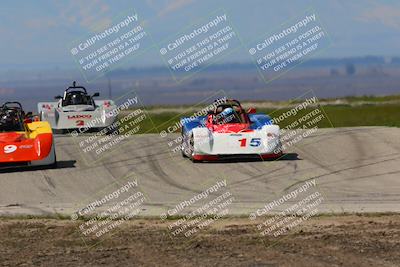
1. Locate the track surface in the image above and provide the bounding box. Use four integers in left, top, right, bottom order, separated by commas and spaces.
1, 127, 400, 217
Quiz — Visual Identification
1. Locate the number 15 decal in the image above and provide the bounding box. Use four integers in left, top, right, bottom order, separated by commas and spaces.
238, 138, 261, 147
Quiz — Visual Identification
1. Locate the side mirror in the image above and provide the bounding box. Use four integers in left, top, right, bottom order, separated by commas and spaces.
54, 95, 62, 100
93, 92, 100, 97
247, 108, 257, 114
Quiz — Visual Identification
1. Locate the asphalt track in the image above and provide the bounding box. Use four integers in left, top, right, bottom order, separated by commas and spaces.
0, 127, 400, 217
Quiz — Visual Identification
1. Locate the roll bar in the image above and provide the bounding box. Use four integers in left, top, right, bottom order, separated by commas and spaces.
1, 102, 23, 110
65, 81, 87, 94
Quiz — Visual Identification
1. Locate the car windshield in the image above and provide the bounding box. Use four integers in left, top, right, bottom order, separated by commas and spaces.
63, 91, 92, 106
0, 109, 24, 132
214, 105, 246, 124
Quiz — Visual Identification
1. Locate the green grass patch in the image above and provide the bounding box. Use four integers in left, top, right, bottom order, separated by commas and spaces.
257, 104, 400, 128
317, 105, 400, 127
119, 103, 400, 134
339, 94, 400, 103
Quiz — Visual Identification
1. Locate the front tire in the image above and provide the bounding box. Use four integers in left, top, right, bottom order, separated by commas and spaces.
50, 153, 58, 169
181, 131, 188, 158
188, 134, 200, 163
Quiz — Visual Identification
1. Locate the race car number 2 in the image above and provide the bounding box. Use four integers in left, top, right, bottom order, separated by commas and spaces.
238, 138, 261, 147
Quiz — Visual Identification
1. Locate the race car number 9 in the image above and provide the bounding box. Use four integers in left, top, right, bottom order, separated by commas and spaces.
4, 145, 17, 154
238, 138, 261, 147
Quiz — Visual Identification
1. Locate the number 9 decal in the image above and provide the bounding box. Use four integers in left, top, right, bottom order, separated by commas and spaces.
4, 145, 17, 154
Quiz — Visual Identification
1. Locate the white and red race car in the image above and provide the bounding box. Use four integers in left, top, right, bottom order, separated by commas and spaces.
38, 81, 117, 133
181, 99, 282, 162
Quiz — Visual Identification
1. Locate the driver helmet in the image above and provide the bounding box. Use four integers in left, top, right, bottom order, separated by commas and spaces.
221, 107, 234, 116
220, 107, 235, 121
0, 110, 18, 129
71, 93, 84, 105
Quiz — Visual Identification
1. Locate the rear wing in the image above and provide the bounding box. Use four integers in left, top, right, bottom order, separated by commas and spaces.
38, 100, 115, 113
94, 100, 116, 107
38, 102, 58, 114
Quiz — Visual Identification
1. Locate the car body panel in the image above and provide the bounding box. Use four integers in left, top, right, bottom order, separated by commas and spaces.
0, 121, 56, 167
38, 82, 117, 131
181, 100, 282, 161
38, 100, 116, 130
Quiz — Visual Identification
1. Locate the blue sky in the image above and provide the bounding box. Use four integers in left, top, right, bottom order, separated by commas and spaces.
0, 0, 399, 70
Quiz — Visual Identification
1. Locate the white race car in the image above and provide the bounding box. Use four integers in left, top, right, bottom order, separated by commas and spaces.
38, 81, 117, 133
181, 99, 282, 162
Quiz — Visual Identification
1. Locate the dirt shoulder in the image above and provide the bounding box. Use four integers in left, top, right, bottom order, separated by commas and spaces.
0, 214, 399, 266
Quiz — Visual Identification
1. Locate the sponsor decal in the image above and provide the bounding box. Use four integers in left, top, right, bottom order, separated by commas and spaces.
42, 104, 53, 109
19, 145, 33, 149
68, 115, 92, 120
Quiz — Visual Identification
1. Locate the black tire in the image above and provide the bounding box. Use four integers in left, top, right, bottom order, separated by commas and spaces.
53, 129, 63, 134
50, 152, 57, 169
181, 148, 188, 158
181, 132, 189, 158
105, 127, 118, 135
188, 134, 200, 163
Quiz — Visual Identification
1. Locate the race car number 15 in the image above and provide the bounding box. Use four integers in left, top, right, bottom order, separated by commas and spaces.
238, 138, 261, 147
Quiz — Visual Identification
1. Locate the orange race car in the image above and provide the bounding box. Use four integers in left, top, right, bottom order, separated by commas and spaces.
0, 102, 56, 169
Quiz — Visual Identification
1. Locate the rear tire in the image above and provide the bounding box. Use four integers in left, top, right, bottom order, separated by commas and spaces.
104, 126, 118, 135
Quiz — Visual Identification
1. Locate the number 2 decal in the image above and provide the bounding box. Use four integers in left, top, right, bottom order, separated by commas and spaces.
238, 138, 261, 147
76, 120, 84, 126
